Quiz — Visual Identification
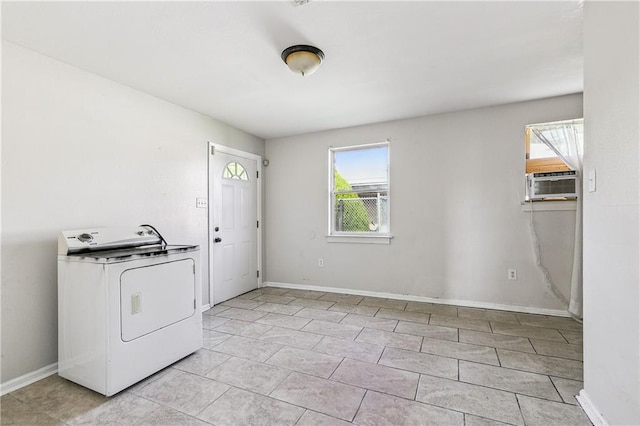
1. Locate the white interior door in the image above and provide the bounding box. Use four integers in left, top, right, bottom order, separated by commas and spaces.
209, 145, 260, 304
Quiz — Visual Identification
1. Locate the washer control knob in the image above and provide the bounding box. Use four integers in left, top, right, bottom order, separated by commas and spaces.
137, 230, 145, 236
77, 233, 93, 243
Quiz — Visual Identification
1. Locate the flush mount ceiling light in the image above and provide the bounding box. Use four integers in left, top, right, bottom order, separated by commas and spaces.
281, 45, 324, 76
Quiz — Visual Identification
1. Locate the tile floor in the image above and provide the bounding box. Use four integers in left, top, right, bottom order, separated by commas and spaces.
2, 286, 591, 425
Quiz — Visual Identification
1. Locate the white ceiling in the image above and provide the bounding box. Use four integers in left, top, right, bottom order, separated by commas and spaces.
1, 1, 583, 139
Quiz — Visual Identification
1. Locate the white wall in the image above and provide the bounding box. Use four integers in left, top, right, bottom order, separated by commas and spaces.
265, 94, 582, 312
1, 42, 264, 384
582, 1, 639, 424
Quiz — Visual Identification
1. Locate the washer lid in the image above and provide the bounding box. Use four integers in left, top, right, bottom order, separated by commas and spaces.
58, 226, 162, 255
63, 244, 199, 262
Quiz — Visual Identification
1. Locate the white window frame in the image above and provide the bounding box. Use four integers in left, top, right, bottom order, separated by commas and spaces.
327, 141, 392, 244
524, 119, 582, 203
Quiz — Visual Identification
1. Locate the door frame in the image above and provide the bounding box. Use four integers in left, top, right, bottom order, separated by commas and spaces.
207, 141, 263, 307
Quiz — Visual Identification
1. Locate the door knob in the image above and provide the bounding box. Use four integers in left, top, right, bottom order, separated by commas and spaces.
214, 237, 222, 243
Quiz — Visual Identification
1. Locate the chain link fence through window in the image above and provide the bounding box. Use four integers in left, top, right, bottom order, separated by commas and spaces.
335, 195, 388, 233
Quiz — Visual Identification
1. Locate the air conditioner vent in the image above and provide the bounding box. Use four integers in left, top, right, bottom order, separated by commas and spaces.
527, 170, 578, 200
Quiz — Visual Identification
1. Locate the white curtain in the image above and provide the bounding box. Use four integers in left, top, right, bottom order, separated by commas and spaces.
531, 119, 584, 318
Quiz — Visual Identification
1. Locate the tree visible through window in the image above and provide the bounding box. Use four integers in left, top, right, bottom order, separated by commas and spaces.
329, 142, 389, 235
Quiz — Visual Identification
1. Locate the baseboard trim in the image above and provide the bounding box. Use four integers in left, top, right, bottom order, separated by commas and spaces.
263, 281, 570, 317
1, 362, 58, 396
577, 390, 608, 426
201, 303, 212, 312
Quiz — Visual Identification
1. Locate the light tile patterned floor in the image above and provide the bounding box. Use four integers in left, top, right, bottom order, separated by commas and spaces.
2, 286, 591, 425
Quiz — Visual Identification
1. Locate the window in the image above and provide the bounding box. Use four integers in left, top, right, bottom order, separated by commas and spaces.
525, 125, 570, 174
223, 161, 249, 180
524, 119, 583, 202
329, 142, 390, 238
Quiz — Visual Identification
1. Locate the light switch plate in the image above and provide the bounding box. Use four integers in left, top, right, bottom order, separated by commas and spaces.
588, 169, 596, 192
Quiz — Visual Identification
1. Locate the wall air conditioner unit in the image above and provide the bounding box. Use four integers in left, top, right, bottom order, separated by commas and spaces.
527, 170, 578, 200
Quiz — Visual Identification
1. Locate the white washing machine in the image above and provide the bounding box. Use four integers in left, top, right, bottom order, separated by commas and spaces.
57, 226, 202, 396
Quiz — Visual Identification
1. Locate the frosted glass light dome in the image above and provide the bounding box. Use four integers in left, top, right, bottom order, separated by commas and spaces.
281, 45, 324, 76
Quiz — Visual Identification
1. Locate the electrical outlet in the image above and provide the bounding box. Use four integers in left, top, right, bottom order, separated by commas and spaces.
196, 198, 208, 208
318, 258, 324, 267
508, 269, 518, 280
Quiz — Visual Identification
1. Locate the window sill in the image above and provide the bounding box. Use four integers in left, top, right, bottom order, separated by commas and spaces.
521, 200, 577, 212
326, 234, 393, 244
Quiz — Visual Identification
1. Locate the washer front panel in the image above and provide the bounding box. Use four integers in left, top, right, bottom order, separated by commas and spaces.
120, 259, 196, 342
